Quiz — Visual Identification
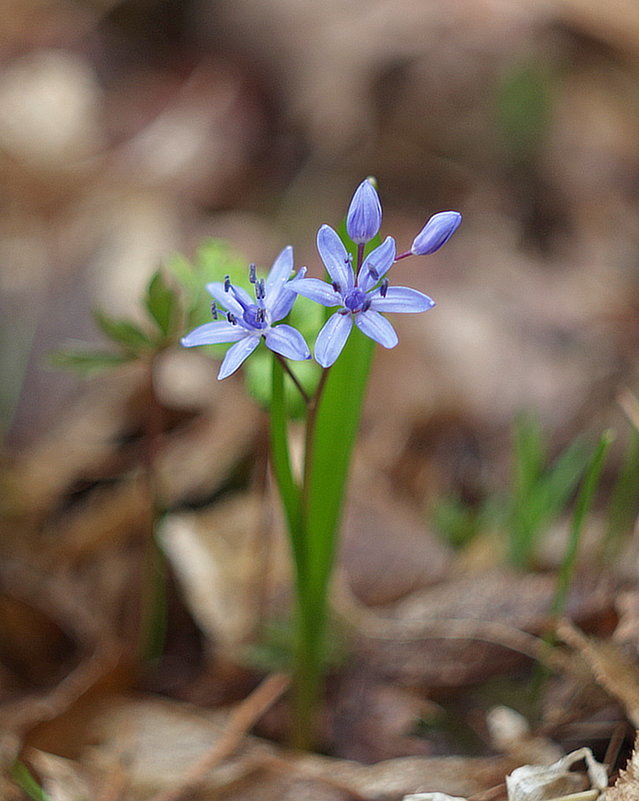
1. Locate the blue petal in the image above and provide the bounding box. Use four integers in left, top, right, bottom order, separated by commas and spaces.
355, 310, 398, 348
288, 277, 342, 306
181, 321, 247, 347
217, 335, 261, 379
346, 179, 382, 244
264, 245, 294, 303
317, 225, 354, 290
265, 324, 311, 360
358, 236, 396, 291
269, 267, 307, 322
369, 286, 435, 313
411, 211, 462, 255
314, 312, 353, 368
207, 282, 252, 316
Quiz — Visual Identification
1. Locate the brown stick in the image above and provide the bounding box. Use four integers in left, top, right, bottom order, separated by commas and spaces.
147, 672, 290, 801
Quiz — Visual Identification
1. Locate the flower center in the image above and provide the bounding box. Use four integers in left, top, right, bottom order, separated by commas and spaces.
243, 303, 268, 329
344, 287, 367, 312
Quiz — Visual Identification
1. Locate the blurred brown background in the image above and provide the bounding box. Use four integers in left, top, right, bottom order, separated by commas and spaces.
3, 0, 639, 798
5, 0, 639, 446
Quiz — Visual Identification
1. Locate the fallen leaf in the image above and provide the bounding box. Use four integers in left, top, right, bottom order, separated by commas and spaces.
607, 732, 639, 801
558, 621, 639, 728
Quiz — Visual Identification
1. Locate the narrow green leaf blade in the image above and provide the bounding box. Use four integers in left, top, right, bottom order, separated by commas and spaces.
551, 429, 614, 618
305, 326, 375, 601
10, 761, 52, 801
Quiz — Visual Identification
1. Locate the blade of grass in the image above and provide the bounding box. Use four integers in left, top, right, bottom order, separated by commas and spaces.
551, 429, 614, 619
532, 430, 613, 703
603, 427, 639, 562
10, 762, 51, 801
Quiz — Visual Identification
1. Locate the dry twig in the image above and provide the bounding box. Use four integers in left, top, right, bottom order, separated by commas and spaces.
147, 672, 290, 801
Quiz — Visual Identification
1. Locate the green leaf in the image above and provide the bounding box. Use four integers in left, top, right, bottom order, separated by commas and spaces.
48, 347, 135, 376
551, 429, 614, 619
93, 309, 153, 352
167, 239, 248, 330
145, 270, 178, 337
509, 414, 592, 569
10, 761, 52, 801
603, 427, 639, 561
304, 327, 375, 606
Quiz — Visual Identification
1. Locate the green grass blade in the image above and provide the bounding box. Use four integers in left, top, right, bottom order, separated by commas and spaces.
551, 429, 614, 619
603, 427, 639, 561
10, 762, 51, 801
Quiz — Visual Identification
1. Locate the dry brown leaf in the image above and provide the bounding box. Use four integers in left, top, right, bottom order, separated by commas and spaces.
159, 493, 288, 658
614, 590, 639, 654
557, 621, 639, 728
505, 747, 607, 801
87, 696, 511, 801
26, 748, 97, 801
607, 733, 639, 801
349, 572, 606, 687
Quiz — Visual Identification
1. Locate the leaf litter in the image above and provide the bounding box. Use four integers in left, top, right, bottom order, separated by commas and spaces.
5, 0, 639, 798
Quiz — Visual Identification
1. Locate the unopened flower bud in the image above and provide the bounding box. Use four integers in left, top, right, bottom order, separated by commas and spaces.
411, 211, 462, 255
346, 178, 382, 244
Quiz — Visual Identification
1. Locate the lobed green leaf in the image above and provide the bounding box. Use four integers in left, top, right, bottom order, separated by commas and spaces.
145, 269, 179, 337
48, 347, 135, 376
93, 309, 153, 351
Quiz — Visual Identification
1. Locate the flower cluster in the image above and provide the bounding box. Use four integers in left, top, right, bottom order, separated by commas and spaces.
181, 180, 461, 377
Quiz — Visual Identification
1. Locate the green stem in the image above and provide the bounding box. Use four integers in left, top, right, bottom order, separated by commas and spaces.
270, 357, 305, 580
136, 356, 170, 664
275, 353, 311, 405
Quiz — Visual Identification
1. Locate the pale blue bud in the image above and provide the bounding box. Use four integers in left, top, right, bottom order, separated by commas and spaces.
346, 178, 382, 244
411, 211, 462, 255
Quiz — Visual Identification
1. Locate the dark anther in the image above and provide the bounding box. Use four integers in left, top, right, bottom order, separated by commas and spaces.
224, 275, 231, 292
249, 263, 257, 283
332, 281, 341, 293
256, 307, 266, 323
362, 298, 372, 312
227, 312, 237, 325
368, 266, 379, 281
380, 278, 389, 298
211, 301, 218, 320
256, 279, 265, 300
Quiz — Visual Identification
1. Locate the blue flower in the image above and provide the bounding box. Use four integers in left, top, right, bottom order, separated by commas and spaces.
289, 225, 435, 368
411, 211, 462, 255
181, 246, 311, 379
346, 178, 382, 244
